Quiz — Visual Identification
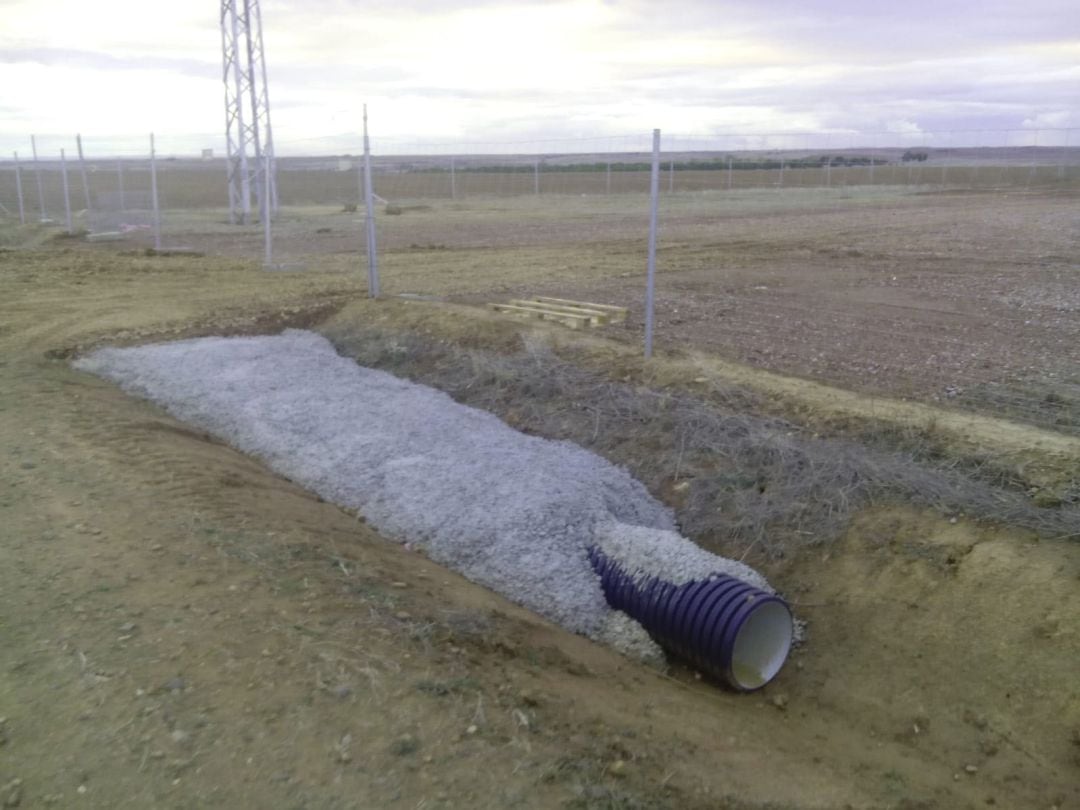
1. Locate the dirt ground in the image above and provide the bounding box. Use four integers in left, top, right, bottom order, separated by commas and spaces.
483, 188, 1080, 433
84, 183, 1080, 434
1, 235, 1079, 810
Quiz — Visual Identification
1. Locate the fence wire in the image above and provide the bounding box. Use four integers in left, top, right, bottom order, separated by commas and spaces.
1, 128, 1078, 435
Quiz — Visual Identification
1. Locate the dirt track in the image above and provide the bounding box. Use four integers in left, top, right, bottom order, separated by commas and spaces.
1, 242, 1078, 809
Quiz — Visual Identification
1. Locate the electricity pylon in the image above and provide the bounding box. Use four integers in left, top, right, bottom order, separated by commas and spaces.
220, 0, 277, 224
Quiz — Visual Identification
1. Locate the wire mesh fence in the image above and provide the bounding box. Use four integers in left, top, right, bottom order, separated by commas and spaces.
2, 128, 1078, 435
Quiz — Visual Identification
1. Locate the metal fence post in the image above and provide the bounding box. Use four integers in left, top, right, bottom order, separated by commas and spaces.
76, 133, 92, 211
362, 104, 380, 298
263, 150, 272, 266
971, 135, 980, 189
117, 160, 126, 210
13, 152, 25, 225
1062, 129, 1072, 183
60, 148, 73, 234
150, 133, 162, 251
865, 132, 874, 186
1026, 129, 1038, 189
668, 159, 674, 194
644, 128, 660, 360
534, 159, 540, 195
31, 134, 47, 221
940, 131, 949, 188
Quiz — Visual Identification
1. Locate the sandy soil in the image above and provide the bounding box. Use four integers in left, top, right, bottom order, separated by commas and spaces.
1, 239, 1078, 810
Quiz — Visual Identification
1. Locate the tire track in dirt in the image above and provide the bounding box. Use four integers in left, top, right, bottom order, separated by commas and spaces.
58, 374, 320, 537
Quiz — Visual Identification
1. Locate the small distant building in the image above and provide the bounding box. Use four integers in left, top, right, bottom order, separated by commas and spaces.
201, 148, 214, 160
338, 158, 354, 172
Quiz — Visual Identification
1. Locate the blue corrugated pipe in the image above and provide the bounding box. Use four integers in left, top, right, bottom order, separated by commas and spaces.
588, 545, 793, 690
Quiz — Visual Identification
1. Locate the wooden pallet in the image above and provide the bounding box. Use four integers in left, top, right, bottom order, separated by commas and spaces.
532, 297, 627, 324
488, 303, 592, 329
488, 297, 627, 329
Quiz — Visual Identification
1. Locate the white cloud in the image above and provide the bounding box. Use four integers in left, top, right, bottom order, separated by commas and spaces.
1, 0, 1077, 154
1, 0, 213, 58
885, 120, 923, 135
1, 62, 219, 142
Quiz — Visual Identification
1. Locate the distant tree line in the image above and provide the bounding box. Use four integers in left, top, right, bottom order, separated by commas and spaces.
409, 155, 879, 174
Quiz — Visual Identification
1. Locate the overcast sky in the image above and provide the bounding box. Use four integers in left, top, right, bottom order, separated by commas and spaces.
2, 0, 1077, 156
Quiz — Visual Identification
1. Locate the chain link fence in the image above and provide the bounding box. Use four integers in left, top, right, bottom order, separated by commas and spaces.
2, 128, 1078, 434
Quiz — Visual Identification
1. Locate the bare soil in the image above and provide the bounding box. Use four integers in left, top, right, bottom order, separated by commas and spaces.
1, 234, 1078, 810
79, 184, 1079, 433
487, 189, 1080, 433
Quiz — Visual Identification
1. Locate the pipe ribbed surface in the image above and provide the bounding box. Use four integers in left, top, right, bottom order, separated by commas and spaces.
588, 546, 793, 690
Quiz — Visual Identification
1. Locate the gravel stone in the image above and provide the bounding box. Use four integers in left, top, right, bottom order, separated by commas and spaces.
75, 331, 776, 650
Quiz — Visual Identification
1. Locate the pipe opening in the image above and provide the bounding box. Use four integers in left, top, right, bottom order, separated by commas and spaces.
730, 600, 794, 690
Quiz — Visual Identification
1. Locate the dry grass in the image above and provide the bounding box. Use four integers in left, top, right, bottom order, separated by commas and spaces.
324, 323, 1080, 559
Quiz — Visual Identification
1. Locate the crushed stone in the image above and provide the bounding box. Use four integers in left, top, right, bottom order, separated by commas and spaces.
74, 329, 777, 654
596, 611, 667, 668
593, 522, 771, 591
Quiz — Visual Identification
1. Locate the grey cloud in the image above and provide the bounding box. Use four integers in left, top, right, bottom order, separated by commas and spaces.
2, 0, 1076, 150
613, 0, 1076, 43
0, 46, 217, 79
591, 41, 1079, 132
606, 0, 1077, 64
266, 0, 507, 13
269, 62, 417, 85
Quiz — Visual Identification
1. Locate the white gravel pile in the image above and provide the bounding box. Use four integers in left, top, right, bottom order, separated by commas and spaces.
75, 330, 774, 656
593, 523, 770, 591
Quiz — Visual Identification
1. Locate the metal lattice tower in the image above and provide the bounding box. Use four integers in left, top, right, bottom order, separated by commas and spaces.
220, 0, 277, 225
